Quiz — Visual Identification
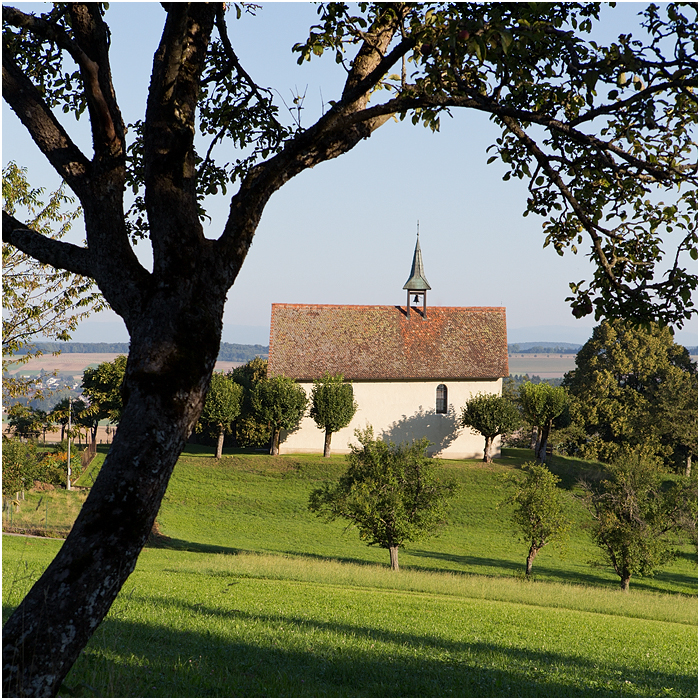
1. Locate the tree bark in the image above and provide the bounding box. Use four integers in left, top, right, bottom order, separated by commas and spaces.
215, 428, 225, 460
537, 421, 551, 463
483, 435, 493, 463
270, 428, 280, 456
389, 545, 399, 571
2, 294, 223, 697
620, 575, 631, 592
323, 430, 332, 458
525, 544, 539, 577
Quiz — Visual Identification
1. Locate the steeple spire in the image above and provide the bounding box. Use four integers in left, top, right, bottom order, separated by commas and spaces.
403, 223, 431, 319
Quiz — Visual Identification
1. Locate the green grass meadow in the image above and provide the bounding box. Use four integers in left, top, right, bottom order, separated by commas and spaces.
2, 446, 698, 697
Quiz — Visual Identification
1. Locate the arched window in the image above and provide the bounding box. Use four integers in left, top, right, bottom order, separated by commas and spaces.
436, 384, 447, 414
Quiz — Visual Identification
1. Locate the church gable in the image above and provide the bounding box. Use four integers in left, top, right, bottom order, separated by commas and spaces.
268, 304, 508, 381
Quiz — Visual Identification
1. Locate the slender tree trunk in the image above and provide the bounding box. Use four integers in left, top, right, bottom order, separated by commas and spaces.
215, 428, 225, 460
323, 430, 332, 458
530, 426, 538, 451
389, 545, 399, 571
537, 421, 551, 463
1, 299, 222, 697
483, 435, 493, 463
525, 544, 539, 577
270, 428, 280, 456
685, 454, 692, 477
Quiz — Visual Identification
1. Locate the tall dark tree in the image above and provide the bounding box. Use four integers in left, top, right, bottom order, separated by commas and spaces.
2, 3, 696, 695
564, 320, 698, 470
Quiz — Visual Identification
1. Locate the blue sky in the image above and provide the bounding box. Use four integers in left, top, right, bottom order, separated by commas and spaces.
3, 2, 697, 346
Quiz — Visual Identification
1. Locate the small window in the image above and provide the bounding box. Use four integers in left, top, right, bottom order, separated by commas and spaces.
436, 384, 447, 414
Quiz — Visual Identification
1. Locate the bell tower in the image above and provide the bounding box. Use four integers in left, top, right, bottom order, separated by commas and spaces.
403, 224, 431, 320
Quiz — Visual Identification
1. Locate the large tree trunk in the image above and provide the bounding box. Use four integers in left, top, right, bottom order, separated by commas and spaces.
620, 574, 631, 592
215, 427, 225, 460
323, 430, 332, 458
389, 545, 399, 571
2, 300, 222, 697
483, 435, 493, 463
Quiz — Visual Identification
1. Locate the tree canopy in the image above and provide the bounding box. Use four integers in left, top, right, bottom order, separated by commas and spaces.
310, 373, 358, 457
197, 372, 244, 459
81, 355, 127, 444
502, 462, 570, 577
461, 392, 521, 463
581, 448, 697, 592
2, 162, 103, 400
1, 3, 696, 695
518, 382, 569, 463
251, 375, 308, 455
309, 426, 456, 570
563, 319, 698, 471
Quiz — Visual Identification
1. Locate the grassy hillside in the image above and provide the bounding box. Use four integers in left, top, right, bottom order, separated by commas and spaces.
3, 447, 697, 696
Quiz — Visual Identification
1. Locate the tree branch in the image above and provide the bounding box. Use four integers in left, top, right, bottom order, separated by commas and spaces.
2, 53, 92, 199
3, 5, 122, 153
144, 4, 217, 272
3, 212, 94, 278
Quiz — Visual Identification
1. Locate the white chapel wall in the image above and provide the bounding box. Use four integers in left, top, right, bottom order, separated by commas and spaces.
278, 378, 503, 460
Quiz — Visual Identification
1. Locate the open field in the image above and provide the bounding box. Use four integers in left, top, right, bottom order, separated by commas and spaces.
507, 354, 578, 378
3, 353, 241, 376
3, 447, 697, 696
6, 351, 697, 382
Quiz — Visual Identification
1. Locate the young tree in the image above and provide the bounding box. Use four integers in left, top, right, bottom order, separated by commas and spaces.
502, 462, 570, 577
518, 383, 569, 463
229, 358, 272, 448
251, 375, 308, 455
564, 320, 698, 470
461, 392, 521, 463
310, 373, 358, 457
197, 372, 244, 459
2, 437, 39, 496
7, 404, 42, 442
2, 3, 696, 693
81, 355, 127, 447
580, 449, 696, 592
49, 397, 89, 443
2, 162, 103, 400
309, 427, 456, 570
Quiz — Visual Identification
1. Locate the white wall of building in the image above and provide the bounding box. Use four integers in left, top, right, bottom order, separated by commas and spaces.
279, 378, 503, 460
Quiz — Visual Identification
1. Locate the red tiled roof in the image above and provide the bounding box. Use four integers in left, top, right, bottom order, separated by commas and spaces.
268, 304, 508, 381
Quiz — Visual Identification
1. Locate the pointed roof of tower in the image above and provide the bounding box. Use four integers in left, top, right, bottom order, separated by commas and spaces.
403, 232, 431, 291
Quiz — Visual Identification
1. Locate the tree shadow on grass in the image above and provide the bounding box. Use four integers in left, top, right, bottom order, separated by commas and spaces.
54, 598, 697, 698
405, 548, 698, 595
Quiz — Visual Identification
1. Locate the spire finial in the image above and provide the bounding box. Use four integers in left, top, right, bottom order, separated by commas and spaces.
417, 220, 420, 238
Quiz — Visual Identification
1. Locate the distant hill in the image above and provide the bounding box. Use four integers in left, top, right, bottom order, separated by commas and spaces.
509, 342, 697, 356
13, 342, 268, 362
509, 342, 581, 354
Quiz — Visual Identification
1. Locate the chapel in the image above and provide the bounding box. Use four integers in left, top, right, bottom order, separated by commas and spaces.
267, 233, 509, 458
